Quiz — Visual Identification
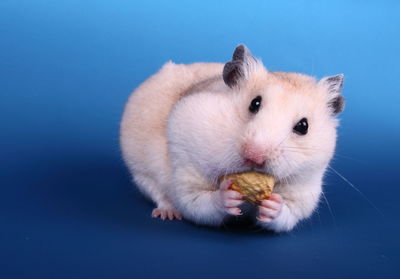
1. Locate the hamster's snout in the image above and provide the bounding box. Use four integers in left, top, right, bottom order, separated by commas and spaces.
242, 143, 266, 165
241, 142, 282, 168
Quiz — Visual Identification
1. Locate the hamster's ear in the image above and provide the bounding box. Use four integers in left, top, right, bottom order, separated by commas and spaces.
319, 74, 345, 115
223, 44, 264, 88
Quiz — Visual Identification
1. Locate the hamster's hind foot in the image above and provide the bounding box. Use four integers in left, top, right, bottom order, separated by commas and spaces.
151, 207, 182, 220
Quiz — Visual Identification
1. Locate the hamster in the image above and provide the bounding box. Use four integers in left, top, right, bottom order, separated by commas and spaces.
120, 45, 344, 232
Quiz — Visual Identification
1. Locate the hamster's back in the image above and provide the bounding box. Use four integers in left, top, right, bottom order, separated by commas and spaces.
120, 62, 223, 183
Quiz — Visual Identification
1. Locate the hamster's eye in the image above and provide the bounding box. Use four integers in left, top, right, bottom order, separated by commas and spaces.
293, 118, 308, 135
249, 95, 262, 114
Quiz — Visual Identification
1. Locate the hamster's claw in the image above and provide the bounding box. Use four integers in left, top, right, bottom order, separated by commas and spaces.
152, 208, 182, 220
219, 179, 244, 216
257, 193, 283, 223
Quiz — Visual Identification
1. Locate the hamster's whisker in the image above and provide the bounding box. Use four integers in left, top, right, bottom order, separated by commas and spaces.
284, 146, 365, 164
279, 155, 298, 184
314, 196, 323, 227
283, 149, 310, 154
332, 154, 366, 163
321, 191, 337, 229
282, 147, 320, 156
283, 145, 320, 149
283, 146, 323, 152
308, 190, 323, 229
327, 166, 384, 217
276, 133, 292, 149
213, 150, 241, 186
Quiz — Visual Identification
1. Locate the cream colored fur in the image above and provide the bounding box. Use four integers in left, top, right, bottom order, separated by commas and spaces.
120, 48, 342, 232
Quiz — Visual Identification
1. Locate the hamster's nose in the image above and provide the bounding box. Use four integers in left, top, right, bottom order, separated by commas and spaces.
241, 143, 266, 166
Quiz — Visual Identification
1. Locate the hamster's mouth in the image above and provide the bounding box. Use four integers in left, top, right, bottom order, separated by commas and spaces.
209, 158, 287, 186
213, 165, 276, 185
243, 159, 266, 170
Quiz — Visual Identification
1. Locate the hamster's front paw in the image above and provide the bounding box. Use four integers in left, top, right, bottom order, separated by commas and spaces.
219, 179, 244, 216
257, 193, 283, 223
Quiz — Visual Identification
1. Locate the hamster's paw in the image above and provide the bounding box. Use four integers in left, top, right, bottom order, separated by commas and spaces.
152, 207, 182, 220
257, 193, 283, 223
219, 178, 244, 216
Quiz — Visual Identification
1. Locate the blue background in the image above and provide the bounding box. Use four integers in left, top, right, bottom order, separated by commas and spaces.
1, 0, 399, 278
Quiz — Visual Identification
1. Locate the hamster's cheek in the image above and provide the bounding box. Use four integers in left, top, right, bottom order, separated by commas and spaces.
168, 92, 243, 177
270, 152, 301, 179
280, 122, 336, 177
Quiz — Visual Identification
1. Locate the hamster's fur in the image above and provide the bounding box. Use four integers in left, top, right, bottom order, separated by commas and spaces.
120, 45, 344, 232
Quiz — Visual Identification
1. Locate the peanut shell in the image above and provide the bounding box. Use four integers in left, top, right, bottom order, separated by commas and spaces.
220, 171, 275, 205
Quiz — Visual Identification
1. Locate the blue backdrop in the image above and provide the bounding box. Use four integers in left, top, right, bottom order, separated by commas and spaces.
1, 1, 399, 278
